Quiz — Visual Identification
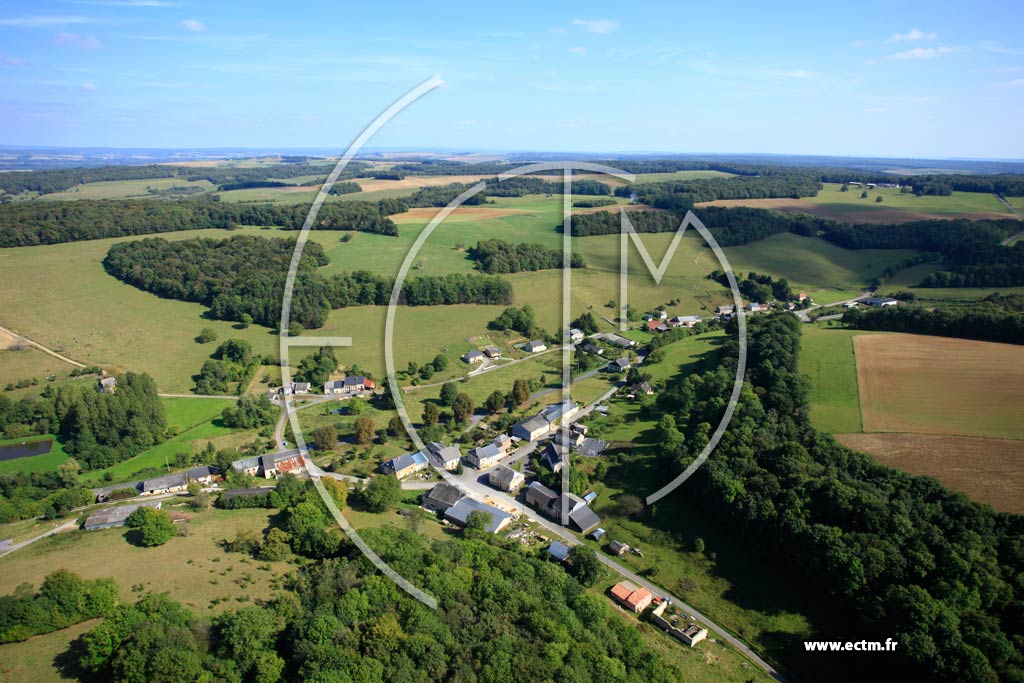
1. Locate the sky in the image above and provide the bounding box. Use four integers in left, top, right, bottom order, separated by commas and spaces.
1, 0, 1023, 158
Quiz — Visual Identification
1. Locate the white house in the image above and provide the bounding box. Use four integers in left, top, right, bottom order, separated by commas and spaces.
524, 340, 547, 353
462, 350, 485, 363
568, 328, 585, 344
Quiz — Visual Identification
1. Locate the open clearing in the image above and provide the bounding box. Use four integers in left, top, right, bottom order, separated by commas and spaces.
696, 182, 1016, 223
0, 507, 291, 613
854, 333, 1024, 440
696, 232, 919, 304
835, 433, 1024, 514
38, 178, 214, 201
800, 326, 866, 434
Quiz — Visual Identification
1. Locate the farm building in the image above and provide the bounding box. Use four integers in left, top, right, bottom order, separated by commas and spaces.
421, 482, 464, 513
98, 376, 118, 393
83, 501, 162, 531
462, 350, 485, 363
568, 505, 602, 534
582, 343, 605, 356
444, 498, 512, 534
279, 382, 311, 396
651, 602, 709, 647
863, 297, 898, 307
424, 442, 461, 471
525, 481, 560, 517
324, 376, 376, 396
589, 527, 606, 541
746, 302, 769, 313
466, 440, 505, 469
541, 400, 579, 427
568, 328, 585, 344
231, 456, 261, 477
608, 540, 629, 556
92, 480, 143, 503
488, 465, 525, 492
261, 451, 306, 478
609, 357, 633, 372
596, 333, 636, 349
547, 541, 571, 562
668, 315, 702, 328
553, 429, 584, 448
482, 346, 503, 359
715, 305, 734, 316
380, 451, 428, 479
186, 465, 219, 485
512, 415, 550, 442
219, 488, 272, 505
524, 340, 547, 353
610, 581, 653, 613
142, 472, 188, 496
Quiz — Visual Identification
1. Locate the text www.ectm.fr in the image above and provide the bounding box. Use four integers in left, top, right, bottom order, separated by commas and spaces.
804, 639, 899, 652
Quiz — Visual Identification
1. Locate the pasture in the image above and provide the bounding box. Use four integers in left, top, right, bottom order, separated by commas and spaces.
878, 262, 1024, 302
799, 326, 865, 434
0, 435, 68, 475
696, 183, 1015, 223
37, 177, 214, 201
698, 232, 921, 304
853, 333, 1024, 440
0, 507, 292, 614
835, 433, 1024, 514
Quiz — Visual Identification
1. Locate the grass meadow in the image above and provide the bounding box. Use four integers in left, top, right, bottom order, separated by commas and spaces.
799, 325, 866, 434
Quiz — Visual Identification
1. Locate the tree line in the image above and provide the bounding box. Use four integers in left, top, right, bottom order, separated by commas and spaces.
842, 302, 1024, 345
469, 238, 584, 273
653, 312, 1022, 682
619, 173, 823, 205
0, 197, 401, 247
0, 570, 119, 643
104, 235, 513, 329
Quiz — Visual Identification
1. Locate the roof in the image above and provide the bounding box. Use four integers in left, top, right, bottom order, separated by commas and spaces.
473, 441, 504, 460
187, 465, 217, 481
489, 465, 522, 488
568, 327, 583, 336
84, 501, 161, 528
222, 487, 273, 498
541, 401, 577, 423
142, 472, 187, 491
231, 456, 261, 471
609, 540, 629, 553
259, 453, 277, 472
422, 482, 464, 509
384, 451, 428, 473
324, 379, 346, 390
343, 375, 367, 387
626, 587, 652, 609
426, 442, 461, 465
610, 581, 638, 601
444, 498, 512, 533
525, 340, 546, 350
463, 350, 484, 359
672, 315, 701, 323
543, 442, 569, 469
569, 505, 602, 533
865, 296, 897, 305
548, 541, 571, 562
589, 527, 606, 540
526, 481, 558, 506
514, 414, 549, 435
614, 357, 632, 368
99, 377, 117, 388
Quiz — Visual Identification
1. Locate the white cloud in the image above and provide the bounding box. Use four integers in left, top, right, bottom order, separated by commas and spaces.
887, 46, 962, 60
82, 81, 97, 91
864, 106, 885, 113
996, 78, 1024, 88
850, 39, 873, 47
567, 46, 587, 56
889, 28, 937, 42
53, 32, 102, 49
978, 41, 1024, 56
571, 18, 618, 34
179, 18, 205, 32
0, 15, 93, 27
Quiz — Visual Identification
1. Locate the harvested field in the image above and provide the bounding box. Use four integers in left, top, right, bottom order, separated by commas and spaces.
572, 202, 650, 215
836, 432, 1024, 513
695, 197, 1013, 224
352, 174, 490, 193
391, 206, 539, 223
854, 333, 1024, 440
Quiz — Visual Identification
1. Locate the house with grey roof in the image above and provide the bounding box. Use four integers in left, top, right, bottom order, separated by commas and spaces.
524, 340, 547, 353
542, 442, 569, 473
577, 438, 609, 458
525, 481, 559, 517
609, 357, 633, 372
512, 415, 549, 442
488, 465, 525, 492
462, 350, 485, 363
231, 456, 261, 476
568, 505, 602, 534
142, 472, 188, 496
568, 328, 585, 344
547, 540, 571, 562
380, 451, 428, 479
421, 482, 464, 512
84, 501, 162, 531
186, 465, 218, 484
424, 442, 461, 471
98, 376, 118, 393
582, 343, 605, 356
541, 400, 579, 426
444, 498, 512, 534
466, 441, 503, 469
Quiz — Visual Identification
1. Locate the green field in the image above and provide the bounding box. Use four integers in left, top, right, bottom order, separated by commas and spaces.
0, 435, 69, 475
632, 170, 736, 184
80, 397, 255, 484
878, 262, 1024, 301
37, 177, 215, 201
698, 232, 921, 304
803, 183, 1012, 217
0, 618, 96, 683
799, 325, 867, 434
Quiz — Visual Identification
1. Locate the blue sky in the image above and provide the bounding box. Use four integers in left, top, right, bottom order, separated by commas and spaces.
1, 0, 1022, 158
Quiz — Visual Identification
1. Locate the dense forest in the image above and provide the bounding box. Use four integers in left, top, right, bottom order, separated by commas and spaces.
468, 239, 584, 273
842, 302, 1024, 344
0, 570, 119, 644
0, 198, 400, 247
620, 173, 823, 205
652, 313, 1023, 682
104, 235, 513, 329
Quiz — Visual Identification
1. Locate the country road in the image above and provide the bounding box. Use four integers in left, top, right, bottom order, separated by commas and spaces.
0, 519, 78, 559
401, 346, 561, 392
0, 323, 86, 368
794, 291, 871, 322
995, 194, 1024, 245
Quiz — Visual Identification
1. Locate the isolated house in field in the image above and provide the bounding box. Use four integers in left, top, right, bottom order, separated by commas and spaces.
598, 333, 636, 349
482, 346, 503, 359
797, 292, 808, 302
568, 328, 585, 344
582, 343, 605, 356
186, 465, 219, 485
512, 415, 550, 442
421, 482, 464, 513
488, 464, 525, 492
525, 481, 560, 518
462, 350, 485, 363
424, 442, 461, 471
98, 376, 118, 393
547, 541, 571, 562
864, 296, 898, 307
380, 451, 428, 479
444, 498, 512, 534
83, 501, 162, 531
142, 472, 188, 496
715, 305, 734, 316
626, 381, 654, 400
525, 340, 547, 353
610, 581, 653, 613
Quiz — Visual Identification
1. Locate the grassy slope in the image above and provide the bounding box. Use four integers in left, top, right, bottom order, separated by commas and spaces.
37, 178, 214, 201
699, 232, 921, 304
799, 325, 866, 434
0, 435, 68, 475
878, 262, 1024, 301
805, 183, 1011, 216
